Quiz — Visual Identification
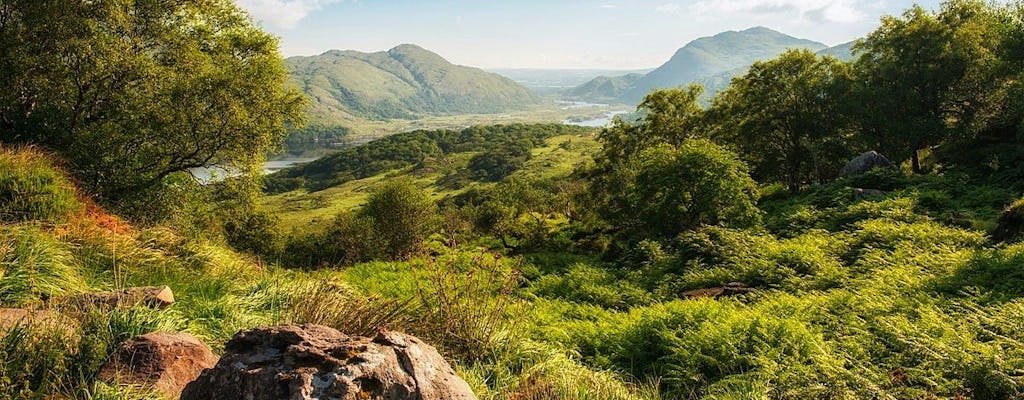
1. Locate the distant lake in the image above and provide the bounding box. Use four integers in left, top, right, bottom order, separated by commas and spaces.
191, 158, 315, 183
565, 110, 629, 128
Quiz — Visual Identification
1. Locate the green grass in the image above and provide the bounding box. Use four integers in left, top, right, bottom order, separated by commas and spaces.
0, 148, 82, 224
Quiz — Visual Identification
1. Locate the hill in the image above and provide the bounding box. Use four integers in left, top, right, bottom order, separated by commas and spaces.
288, 44, 539, 123
562, 73, 645, 103
818, 40, 858, 61
569, 27, 828, 104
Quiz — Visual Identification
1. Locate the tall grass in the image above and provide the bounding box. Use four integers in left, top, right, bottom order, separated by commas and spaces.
0, 147, 82, 224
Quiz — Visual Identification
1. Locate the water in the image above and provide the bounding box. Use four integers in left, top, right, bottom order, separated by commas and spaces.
564, 110, 629, 128
190, 158, 315, 183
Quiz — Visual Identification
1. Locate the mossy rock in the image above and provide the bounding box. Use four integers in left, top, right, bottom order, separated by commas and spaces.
993, 197, 1024, 242
0, 147, 82, 224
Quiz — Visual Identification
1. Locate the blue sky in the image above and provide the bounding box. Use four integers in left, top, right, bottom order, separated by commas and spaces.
235, 0, 943, 69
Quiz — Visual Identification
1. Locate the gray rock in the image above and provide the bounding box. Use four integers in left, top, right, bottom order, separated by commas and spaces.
180, 324, 478, 400
842, 151, 896, 177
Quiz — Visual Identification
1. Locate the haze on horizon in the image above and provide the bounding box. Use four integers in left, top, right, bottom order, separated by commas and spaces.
235, 0, 944, 70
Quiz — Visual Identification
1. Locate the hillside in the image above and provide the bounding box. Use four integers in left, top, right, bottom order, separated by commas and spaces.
563, 73, 645, 103
288, 44, 539, 123
569, 27, 827, 104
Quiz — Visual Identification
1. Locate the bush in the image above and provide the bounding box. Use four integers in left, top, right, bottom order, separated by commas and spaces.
363, 178, 438, 259
629, 140, 761, 239
0, 147, 81, 224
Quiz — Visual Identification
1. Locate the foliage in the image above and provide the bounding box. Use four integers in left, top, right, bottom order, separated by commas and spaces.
0, 0, 304, 204
628, 141, 760, 239
851, 0, 1005, 173
266, 123, 585, 193
363, 178, 438, 259
709, 49, 854, 190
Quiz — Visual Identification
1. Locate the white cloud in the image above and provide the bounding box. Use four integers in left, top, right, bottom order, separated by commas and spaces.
600, 4, 617, 9
688, 0, 867, 23
235, 0, 341, 29
656, 3, 681, 14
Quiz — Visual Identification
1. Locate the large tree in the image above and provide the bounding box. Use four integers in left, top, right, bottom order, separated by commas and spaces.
707, 49, 853, 191
0, 0, 303, 201
852, 0, 1003, 173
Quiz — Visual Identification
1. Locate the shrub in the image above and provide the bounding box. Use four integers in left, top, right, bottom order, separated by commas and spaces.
0, 147, 82, 224
363, 178, 438, 259
629, 140, 761, 239
528, 263, 653, 310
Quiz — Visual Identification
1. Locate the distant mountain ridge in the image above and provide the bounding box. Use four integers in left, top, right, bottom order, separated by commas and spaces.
568, 27, 857, 105
288, 44, 538, 123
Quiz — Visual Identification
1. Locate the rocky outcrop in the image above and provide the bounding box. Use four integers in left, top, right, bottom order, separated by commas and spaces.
681, 282, 754, 299
63, 285, 175, 309
181, 324, 478, 400
98, 332, 217, 398
842, 151, 896, 177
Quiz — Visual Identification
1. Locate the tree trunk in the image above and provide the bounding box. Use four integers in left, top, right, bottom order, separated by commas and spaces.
911, 149, 921, 174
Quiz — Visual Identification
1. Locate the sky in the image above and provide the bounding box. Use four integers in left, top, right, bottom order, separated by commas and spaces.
234, 0, 944, 70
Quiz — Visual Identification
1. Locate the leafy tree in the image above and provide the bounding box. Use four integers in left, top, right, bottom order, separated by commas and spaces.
851, 0, 1003, 173
598, 85, 704, 166
709, 49, 854, 191
362, 178, 437, 259
0, 0, 304, 203
629, 141, 760, 239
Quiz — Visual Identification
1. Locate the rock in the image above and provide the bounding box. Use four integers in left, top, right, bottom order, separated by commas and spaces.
63, 285, 175, 309
0, 308, 76, 335
852, 188, 888, 200
98, 332, 217, 399
842, 151, 896, 177
181, 324, 478, 400
993, 200, 1024, 242
681, 282, 754, 299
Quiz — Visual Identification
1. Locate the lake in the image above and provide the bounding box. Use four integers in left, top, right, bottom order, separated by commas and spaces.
564, 110, 629, 128
191, 157, 315, 183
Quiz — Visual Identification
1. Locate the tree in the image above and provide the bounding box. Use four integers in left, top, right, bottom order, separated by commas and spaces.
629, 140, 761, 239
597, 85, 705, 166
362, 178, 437, 259
708, 49, 853, 191
0, 0, 304, 203
851, 0, 1003, 173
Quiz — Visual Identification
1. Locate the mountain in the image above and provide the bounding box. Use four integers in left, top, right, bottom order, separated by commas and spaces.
817, 40, 858, 61
490, 68, 652, 96
288, 44, 539, 123
562, 73, 645, 103
569, 27, 828, 105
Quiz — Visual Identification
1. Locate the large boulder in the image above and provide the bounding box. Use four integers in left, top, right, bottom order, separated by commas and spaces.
842, 151, 896, 177
181, 324, 478, 400
98, 332, 217, 398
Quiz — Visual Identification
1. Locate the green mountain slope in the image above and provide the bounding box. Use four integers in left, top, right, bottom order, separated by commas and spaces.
622, 27, 826, 102
288, 44, 539, 122
568, 27, 827, 104
817, 40, 858, 61
563, 73, 644, 103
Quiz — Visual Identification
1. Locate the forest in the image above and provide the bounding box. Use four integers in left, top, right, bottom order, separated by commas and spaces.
2, 0, 1024, 399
